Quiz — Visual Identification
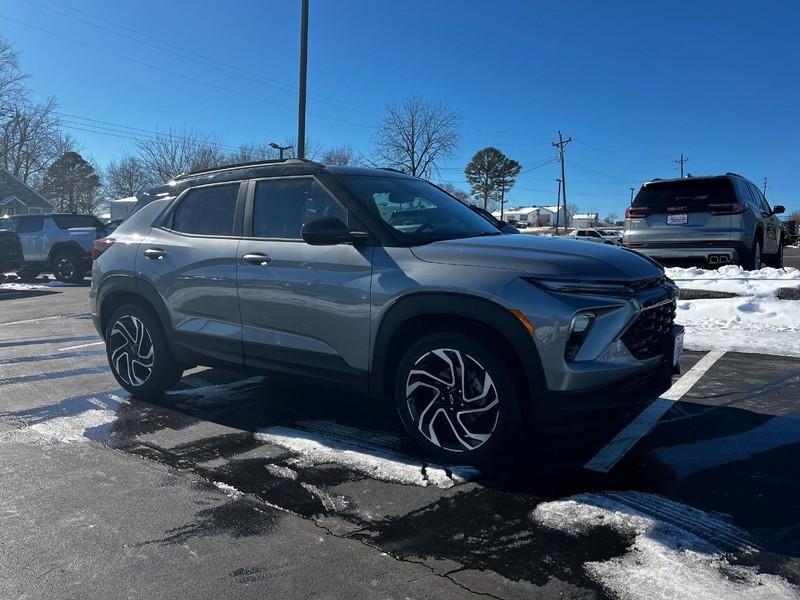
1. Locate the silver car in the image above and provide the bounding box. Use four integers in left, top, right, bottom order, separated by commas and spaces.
623, 173, 785, 268
90, 160, 682, 464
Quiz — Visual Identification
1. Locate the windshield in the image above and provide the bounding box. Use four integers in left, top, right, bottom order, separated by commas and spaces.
339, 175, 500, 244
0, 217, 18, 232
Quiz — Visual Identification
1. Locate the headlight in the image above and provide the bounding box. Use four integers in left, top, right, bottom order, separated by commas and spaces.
524, 277, 635, 295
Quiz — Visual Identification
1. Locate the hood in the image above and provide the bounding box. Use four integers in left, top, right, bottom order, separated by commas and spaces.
410, 234, 663, 281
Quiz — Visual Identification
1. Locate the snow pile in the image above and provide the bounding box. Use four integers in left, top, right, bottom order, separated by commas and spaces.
666, 265, 800, 297
256, 423, 478, 488
532, 491, 798, 600
676, 296, 800, 357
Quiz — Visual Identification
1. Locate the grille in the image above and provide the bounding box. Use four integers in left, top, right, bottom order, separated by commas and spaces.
621, 299, 676, 359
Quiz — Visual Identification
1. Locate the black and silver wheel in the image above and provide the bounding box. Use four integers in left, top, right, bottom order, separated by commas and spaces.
394, 332, 521, 465
105, 304, 182, 397
52, 251, 82, 283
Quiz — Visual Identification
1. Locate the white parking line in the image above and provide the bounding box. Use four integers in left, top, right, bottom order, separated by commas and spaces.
584, 348, 727, 473
0, 315, 65, 327
57, 341, 104, 352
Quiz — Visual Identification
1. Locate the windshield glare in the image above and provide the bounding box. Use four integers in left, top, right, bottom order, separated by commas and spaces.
340, 175, 499, 243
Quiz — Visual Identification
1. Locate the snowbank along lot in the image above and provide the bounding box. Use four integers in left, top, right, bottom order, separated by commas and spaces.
1, 278, 800, 599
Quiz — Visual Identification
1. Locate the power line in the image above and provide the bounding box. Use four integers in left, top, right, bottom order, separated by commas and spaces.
0, 14, 374, 130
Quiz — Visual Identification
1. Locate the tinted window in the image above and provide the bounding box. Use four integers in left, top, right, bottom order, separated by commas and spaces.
51, 215, 102, 229
340, 175, 499, 244
0, 217, 18, 232
172, 184, 239, 236
633, 179, 735, 210
252, 178, 347, 239
16, 216, 43, 233
748, 182, 771, 214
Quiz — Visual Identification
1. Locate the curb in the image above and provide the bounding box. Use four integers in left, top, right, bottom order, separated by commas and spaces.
678, 289, 741, 300
778, 287, 800, 300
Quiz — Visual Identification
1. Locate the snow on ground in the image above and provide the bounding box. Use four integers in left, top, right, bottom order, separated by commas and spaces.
532, 491, 799, 600
0, 408, 117, 445
676, 295, 800, 357
665, 266, 800, 357
667, 265, 800, 297
256, 422, 479, 489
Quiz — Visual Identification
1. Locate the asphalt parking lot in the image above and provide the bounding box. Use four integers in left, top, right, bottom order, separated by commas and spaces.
1, 274, 799, 599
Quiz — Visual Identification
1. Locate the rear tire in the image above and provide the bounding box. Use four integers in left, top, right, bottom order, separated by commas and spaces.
51, 251, 83, 283
105, 304, 183, 397
743, 237, 763, 270
393, 331, 523, 466
764, 237, 784, 268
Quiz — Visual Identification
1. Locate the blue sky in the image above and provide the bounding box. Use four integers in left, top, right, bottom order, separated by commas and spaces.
2, 0, 798, 216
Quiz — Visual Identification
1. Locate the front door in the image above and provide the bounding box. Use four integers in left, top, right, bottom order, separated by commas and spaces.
236, 176, 373, 384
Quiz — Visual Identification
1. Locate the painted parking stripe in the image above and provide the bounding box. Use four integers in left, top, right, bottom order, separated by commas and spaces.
58, 340, 104, 352
0, 313, 89, 327
584, 348, 727, 473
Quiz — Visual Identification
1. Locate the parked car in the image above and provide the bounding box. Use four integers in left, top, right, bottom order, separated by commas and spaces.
0, 221, 23, 278
467, 205, 520, 234
623, 174, 785, 268
569, 228, 620, 244
2, 213, 108, 282
783, 220, 799, 246
91, 159, 682, 465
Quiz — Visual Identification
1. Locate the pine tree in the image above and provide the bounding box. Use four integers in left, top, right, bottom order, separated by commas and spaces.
464, 147, 521, 211
41, 151, 101, 213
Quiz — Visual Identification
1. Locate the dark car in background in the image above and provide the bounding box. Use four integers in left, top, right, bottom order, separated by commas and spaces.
0, 223, 23, 279
623, 173, 785, 268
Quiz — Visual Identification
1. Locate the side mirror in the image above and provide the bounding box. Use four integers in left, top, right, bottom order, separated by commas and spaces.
773, 205, 785, 215
301, 217, 367, 246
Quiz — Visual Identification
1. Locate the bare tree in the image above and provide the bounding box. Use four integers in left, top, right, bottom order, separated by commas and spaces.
373, 96, 459, 179
136, 128, 226, 182
566, 203, 580, 221
0, 37, 26, 120
437, 181, 470, 203
321, 144, 356, 166
227, 143, 279, 164
603, 212, 619, 225
105, 154, 154, 198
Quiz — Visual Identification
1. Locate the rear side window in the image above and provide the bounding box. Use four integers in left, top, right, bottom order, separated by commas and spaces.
251, 177, 347, 239
633, 179, 735, 211
51, 215, 102, 229
15, 216, 43, 233
172, 183, 240, 236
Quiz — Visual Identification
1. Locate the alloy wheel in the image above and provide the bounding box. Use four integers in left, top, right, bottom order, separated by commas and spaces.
109, 315, 155, 387
405, 348, 499, 453
53, 257, 75, 282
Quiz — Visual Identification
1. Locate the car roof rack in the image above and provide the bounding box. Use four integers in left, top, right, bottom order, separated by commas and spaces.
725, 171, 744, 178
173, 158, 322, 181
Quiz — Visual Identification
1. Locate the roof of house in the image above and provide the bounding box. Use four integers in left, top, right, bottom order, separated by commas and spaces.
0, 169, 55, 211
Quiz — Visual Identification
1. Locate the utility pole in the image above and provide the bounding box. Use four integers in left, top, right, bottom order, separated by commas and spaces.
674, 153, 688, 178
552, 131, 571, 235
296, 0, 309, 159
762, 177, 768, 197
555, 178, 563, 231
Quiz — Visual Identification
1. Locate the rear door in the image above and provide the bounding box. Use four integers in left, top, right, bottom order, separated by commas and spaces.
236, 176, 373, 381
625, 179, 734, 244
136, 181, 245, 365
747, 182, 781, 254
15, 215, 45, 261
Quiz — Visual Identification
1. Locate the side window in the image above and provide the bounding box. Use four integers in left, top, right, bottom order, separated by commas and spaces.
252, 177, 347, 239
16, 216, 43, 233
736, 180, 759, 212
577, 230, 586, 237
749, 183, 771, 214
172, 183, 240, 236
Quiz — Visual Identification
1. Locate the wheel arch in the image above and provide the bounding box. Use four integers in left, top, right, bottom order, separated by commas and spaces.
97, 275, 172, 338
48, 241, 88, 261
370, 292, 546, 411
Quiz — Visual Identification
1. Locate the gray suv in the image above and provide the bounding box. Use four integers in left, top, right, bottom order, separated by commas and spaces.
90, 159, 682, 464
623, 174, 785, 268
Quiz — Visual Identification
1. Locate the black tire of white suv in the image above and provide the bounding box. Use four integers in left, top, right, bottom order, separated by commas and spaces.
51, 250, 83, 283
105, 304, 183, 397
394, 331, 523, 466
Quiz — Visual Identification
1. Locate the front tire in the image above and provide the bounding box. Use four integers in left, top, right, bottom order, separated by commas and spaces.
105, 304, 183, 397
394, 332, 522, 466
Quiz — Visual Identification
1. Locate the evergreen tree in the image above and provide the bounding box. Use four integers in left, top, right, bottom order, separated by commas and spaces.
464, 147, 521, 211
41, 151, 101, 213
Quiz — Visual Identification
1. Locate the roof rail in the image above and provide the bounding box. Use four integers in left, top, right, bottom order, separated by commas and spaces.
173, 158, 322, 181
379, 167, 406, 174
725, 171, 744, 178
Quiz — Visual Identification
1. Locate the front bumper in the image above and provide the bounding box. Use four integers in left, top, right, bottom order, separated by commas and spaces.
536, 325, 683, 432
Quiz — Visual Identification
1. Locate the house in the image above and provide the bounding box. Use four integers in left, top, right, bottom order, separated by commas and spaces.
0, 169, 55, 217
571, 213, 600, 228
492, 204, 569, 227
110, 196, 140, 221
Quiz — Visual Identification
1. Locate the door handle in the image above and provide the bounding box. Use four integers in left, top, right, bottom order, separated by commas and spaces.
143, 248, 166, 260
242, 252, 271, 266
